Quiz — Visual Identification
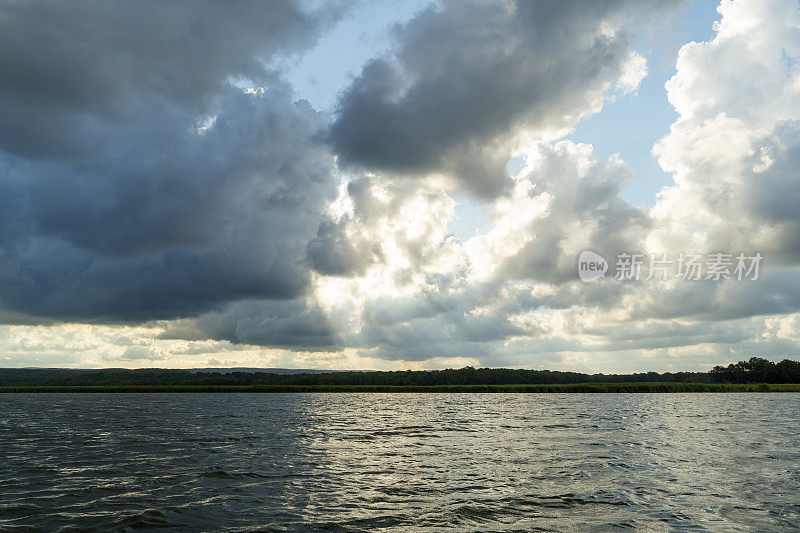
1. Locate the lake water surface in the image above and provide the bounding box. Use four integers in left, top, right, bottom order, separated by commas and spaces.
1, 393, 798, 531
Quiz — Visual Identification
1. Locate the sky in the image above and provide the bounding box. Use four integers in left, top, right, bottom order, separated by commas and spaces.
1, 0, 800, 372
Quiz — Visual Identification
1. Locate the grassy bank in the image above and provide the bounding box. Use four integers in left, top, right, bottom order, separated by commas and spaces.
2, 382, 800, 393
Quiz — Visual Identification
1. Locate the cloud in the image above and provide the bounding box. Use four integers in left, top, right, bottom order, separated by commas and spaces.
3, 0, 800, 372
328, 0, 674, 197
0, 0, 340, 158
649, 0, 800, 263
120, 344, 167, 361
463, 142, 650, 284
160, 299, 339, 351
291, 139, 647, 361
0, 1, 343, 323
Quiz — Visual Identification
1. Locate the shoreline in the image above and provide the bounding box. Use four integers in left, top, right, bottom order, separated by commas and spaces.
2, 383, 800, 393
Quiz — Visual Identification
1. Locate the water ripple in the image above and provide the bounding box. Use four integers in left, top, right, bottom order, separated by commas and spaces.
0, 392, 799, 531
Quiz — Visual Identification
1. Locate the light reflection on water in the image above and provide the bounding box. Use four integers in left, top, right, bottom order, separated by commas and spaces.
1, 393, 798, 531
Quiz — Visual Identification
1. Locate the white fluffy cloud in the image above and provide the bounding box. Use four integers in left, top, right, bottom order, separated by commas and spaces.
650, 0, 800, 261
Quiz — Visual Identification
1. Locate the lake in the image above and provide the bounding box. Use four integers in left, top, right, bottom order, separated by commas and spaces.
1, 393, 798, 531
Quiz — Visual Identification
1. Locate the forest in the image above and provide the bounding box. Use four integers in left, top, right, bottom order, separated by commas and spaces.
1, 357, 798, 389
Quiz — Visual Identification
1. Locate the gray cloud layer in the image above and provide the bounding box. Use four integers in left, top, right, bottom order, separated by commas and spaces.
0, 0, 334, 159
0, 1, 342, 322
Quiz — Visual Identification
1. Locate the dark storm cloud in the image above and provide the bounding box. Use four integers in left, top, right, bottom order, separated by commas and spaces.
306, 219, 378, 277
0, 84, 334, 322
0, 1, 344, 323
328, 0, 678, 197
160, 300, 340, 350
0, 0, 338, 158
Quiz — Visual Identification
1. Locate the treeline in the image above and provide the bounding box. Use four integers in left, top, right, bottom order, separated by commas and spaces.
1, 357, 798, 387
709, 357, 800, 383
